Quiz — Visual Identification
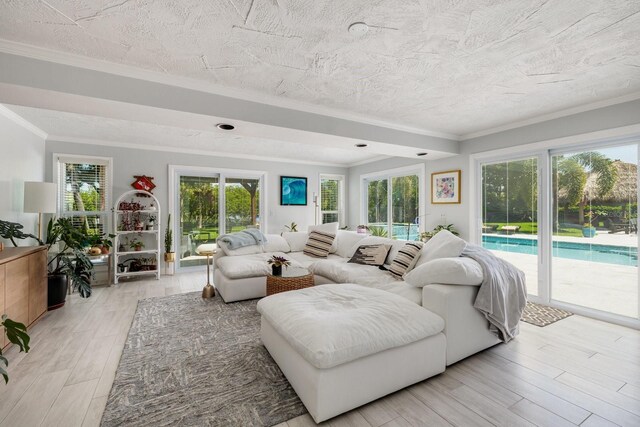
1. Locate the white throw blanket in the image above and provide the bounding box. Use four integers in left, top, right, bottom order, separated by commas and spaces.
217, 228, 267, 249
462, 244, 527, 343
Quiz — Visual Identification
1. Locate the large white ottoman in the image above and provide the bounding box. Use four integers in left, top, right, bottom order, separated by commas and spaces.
256, 284, 446, 423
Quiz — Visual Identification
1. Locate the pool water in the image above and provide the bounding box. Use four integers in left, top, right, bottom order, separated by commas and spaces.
482, 235, 638, 267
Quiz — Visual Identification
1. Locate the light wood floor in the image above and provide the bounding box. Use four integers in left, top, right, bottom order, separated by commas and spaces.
1, 273, 639, 427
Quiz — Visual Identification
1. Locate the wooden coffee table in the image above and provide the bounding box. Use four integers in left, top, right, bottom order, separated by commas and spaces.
266, 267, 314, 296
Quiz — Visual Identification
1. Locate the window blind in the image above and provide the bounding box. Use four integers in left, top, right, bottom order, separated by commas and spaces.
320, 176, 342, 225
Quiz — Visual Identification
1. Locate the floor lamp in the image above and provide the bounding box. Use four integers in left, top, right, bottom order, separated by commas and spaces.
24, 181, 57, 241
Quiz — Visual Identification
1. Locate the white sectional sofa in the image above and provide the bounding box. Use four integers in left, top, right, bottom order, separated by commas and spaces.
214, 227, 501, 366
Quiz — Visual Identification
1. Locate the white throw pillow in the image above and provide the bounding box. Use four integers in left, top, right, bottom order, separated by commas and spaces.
282, 232, 309, 252
308, 222, 339, 252
262, 234, 291, 253
414, 230, 467, 268
405, 257, 483, 288
335, 230, 366, 258
217, 240, 263, 256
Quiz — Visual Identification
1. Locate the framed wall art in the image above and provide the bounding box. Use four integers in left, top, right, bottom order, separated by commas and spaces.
431, 170, 461, 204
280, 176, 308, 206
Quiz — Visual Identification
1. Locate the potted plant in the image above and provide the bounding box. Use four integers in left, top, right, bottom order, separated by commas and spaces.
421, 224, 459, 242
146, 215, 156, 231
267, 255, 291, 276
45, 218, 95, 309
164, 214, 175, 263
356, 225, 369, 234
284, 222, 298, 232
582, 211, 598, 237
129, 238, 144, 251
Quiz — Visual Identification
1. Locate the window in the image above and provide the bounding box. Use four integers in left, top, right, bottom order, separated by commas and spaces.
362, 165, 424, 240
55, 154, 112, 236
320, 175, 344, 225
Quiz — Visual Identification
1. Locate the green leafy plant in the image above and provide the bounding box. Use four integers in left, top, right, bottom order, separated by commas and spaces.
0, 315, 30, 383
421, 224, 459, 240
0, 219, 42, 246
45, 218, 95, 298
129, 238, 144, 251
284, 222, 298, 232
369, 226, 388, 237
164, 213, 173, 253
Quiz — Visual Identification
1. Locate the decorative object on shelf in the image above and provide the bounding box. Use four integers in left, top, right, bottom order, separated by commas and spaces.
113, 190, 161, 283
431, 170, 461, 204
280, 176, 307, 206
284, 222, 298, 232
267, 255, 291, 276
356, 225, 369, 234
420, 224, 459, 242
23, 181, 57, 241
131, 175, 156, 194
146, 215, 156, 230
129, 238, 144, 251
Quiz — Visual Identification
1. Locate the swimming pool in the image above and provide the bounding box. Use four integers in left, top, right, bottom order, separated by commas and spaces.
482, 235, 638, 267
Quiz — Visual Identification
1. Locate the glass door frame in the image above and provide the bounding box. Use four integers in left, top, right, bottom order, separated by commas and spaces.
168, 165, 267, 272
471, 137, 640, 329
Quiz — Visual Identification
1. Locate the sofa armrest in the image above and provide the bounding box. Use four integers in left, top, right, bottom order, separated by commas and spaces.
422, 284, 500, 365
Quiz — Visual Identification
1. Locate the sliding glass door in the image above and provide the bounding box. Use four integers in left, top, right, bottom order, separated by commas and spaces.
172, 167, 264, 269
481, 157, 540, 296
551, 146, 638, 318
478, 141, 640, 325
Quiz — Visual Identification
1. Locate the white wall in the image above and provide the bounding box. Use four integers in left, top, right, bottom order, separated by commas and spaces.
0, 113, 46, 247
44, 141, 347, 237
348, 99, 640, 240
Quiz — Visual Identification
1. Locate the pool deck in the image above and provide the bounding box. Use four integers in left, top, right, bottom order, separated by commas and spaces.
484, 231, 639, 248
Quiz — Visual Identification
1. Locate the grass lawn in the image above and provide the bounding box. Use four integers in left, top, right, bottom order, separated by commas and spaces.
484, 222, 583, 238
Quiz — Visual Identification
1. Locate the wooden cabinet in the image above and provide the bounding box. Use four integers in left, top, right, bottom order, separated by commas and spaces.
0, 246, 47, 349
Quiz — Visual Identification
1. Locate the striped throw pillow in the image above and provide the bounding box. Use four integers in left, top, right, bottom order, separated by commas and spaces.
303, 231, 336, 258
388, 241, 424, 279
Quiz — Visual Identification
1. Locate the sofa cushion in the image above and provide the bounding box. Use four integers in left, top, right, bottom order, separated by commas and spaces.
309, 258, 397, 286
262, 234, 291, 253
347, 236, 406, 263
256, 284, 444, 369
388, 241, 423, 279
405, 257, 483, 288
308, 222, 339, 252
415, 230, 466, 268
335, 230, 366, 258
349, 244, 392, 266
282, 232, 309, 252
216, 252, 301, 279
303, 231, 336, 258
372, 281, 423, 305
217, 240, 263, 256
287, 252, 343, 269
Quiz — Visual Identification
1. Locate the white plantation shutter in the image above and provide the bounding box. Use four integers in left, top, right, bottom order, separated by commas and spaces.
56, 155, 112, 233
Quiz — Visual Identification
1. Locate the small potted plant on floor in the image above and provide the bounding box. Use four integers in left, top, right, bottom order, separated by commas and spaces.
267, 255, 291, 276
164, 214, 175, 275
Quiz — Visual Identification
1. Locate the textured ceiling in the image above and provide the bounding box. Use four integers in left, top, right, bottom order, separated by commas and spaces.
5, 104, 381, 165
0, 0, 639, 136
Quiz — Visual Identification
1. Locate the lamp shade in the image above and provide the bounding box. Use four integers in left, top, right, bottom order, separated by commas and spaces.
24, 181, 57, 214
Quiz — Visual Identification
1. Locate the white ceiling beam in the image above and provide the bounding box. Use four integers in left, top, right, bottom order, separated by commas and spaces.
0, 52, 460, 159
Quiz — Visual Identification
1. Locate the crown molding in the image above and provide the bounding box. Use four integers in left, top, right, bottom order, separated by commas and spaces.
0, 104, 48, 139
44, 135, 363, 168
460, 91, 640, 141
0, 39, 459, 141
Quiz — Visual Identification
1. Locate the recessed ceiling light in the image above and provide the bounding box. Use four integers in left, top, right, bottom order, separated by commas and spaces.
216, 123, 235, 130
355, 143, 368, 148
417, 152, 428, 156
348, 22, 369, 36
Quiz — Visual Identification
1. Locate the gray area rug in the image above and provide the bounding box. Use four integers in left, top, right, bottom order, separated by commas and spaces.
101, 292, 307, 426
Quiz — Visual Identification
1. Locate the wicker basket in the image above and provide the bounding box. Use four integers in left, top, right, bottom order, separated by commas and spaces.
266, 271, 314, 296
